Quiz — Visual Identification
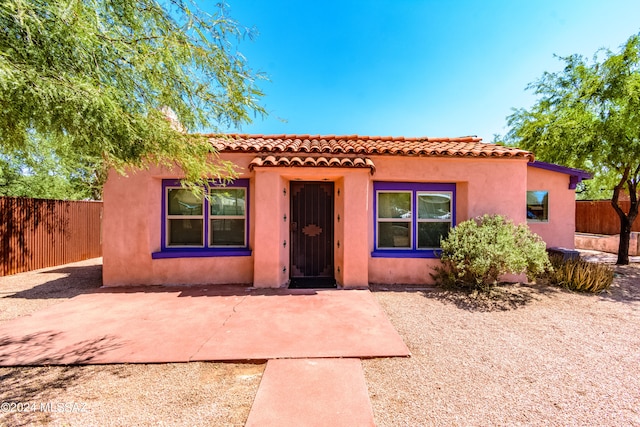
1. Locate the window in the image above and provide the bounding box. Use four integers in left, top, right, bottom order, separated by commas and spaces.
373, 182, 455, 258
153, 179, 251, 258
417, 192, 453, 248
209, 188, 246, 247
167, 188, 204, 246
377, 191, 412, 248
527, 191, 548, 222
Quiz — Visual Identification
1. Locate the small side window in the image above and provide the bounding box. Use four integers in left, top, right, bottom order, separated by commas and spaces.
527, 191, 548, 222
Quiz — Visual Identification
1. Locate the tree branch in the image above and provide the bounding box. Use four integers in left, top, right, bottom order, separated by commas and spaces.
611, 166, 630, 219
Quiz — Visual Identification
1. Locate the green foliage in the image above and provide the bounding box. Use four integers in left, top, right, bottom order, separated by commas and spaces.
546, 255, 614, 293
502, 33, 640, 264
0, 134, 100, 199
432, 214, 551, 290
0, 0, 266, 197
574, 173, 616, 201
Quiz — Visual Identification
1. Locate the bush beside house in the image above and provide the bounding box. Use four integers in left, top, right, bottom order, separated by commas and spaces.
432, 214, 551, 290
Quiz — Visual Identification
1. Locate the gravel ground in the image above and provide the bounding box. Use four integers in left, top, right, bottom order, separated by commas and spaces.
0, 259, 102, 323
1, 254, 639, 426
363, 252, 640, 426
0, 259, 263, 427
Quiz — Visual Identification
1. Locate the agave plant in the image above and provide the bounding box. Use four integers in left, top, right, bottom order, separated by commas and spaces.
548, 255, 614, 293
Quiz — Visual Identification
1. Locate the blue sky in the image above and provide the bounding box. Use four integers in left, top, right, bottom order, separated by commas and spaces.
207, 1, 640, 142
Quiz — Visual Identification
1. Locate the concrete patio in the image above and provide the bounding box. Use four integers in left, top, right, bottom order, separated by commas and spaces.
0, 280, 409, 426
0, 285, 409, 365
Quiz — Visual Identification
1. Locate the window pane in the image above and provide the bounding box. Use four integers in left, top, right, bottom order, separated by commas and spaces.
168, 189, 203, 216
527, 191, 548, 221
418, 222, 450, 249
378, 222, 411, 248
168, 219, 203, 246
418, 193, 451, 219
211, 189, 245, 216
211, 219, 245, 246
378, 192, 411, 219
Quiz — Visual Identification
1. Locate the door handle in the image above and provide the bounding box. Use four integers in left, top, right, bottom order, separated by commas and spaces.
291, 222, 297, 232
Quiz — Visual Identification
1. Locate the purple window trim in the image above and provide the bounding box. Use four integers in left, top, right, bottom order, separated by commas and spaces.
152, 249, 252, 259
159, 179, 250, 258
371, 249, 440, 258
372, 182, 456, 259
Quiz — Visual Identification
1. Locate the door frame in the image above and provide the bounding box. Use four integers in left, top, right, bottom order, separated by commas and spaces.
289, 181, 335, 284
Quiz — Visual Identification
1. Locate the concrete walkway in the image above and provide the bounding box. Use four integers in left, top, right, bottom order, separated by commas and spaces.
246, 358, 375, 427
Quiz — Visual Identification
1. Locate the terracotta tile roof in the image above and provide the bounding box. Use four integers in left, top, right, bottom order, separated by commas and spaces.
248, 156, 376, 173
207, 134, 534, 160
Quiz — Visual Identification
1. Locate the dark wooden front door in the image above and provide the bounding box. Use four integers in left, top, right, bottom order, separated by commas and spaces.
290, 182, 334, 287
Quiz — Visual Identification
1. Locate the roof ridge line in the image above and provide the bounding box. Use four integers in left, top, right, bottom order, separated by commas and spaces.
203, 133, 484, 142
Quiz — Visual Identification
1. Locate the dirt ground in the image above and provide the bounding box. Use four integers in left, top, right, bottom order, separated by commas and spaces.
1, 253, 639, 426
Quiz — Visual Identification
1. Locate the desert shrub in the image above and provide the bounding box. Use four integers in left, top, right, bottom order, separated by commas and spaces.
432, 214, 551, 290
546, 254, 614, 293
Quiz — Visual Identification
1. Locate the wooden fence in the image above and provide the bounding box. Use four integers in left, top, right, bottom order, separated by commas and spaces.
575, 200, 640, 235
0, 197, 102, 276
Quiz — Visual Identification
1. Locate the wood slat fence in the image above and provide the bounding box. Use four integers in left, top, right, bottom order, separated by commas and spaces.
0, 197, 102, 276
575, 200, 640, 235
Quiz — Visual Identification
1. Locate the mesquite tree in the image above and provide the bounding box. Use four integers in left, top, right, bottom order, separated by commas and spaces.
0, 0, 265, 198
505, 34, 640, 265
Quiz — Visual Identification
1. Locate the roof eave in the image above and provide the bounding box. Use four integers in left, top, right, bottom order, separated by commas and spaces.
528, 161, 593, 189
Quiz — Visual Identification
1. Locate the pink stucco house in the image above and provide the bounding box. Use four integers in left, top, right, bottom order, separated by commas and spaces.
102, 134, 590, 288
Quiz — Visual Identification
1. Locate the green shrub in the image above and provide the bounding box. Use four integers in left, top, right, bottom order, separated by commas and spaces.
546, 255, 614, 293
432, 214, 551, 290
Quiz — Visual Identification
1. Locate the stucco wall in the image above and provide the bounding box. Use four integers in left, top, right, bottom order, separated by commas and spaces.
526, 166, 576, 249
367, 156, 529, 285
103, 153, 578, 288
102, 155, 257, 286
334, 177, 345, 285
264, 167, 370, 288
102, 156, 373, 287
575, 232, 639, 255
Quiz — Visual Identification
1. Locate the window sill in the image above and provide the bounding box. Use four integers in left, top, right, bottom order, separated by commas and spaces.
371, 250, 440, 259
152, 249, 252, 259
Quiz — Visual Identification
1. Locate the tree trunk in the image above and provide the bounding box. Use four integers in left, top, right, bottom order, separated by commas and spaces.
616, 216, 631, 265
611, 168, 639, 265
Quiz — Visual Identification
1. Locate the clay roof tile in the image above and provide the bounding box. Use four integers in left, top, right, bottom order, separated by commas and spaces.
208, 133, 533, 161
248, 155, 376, 174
